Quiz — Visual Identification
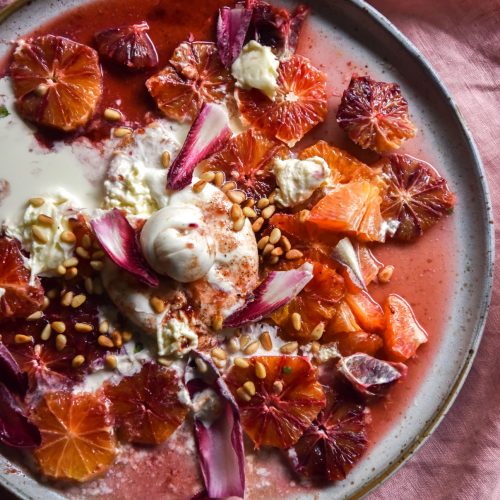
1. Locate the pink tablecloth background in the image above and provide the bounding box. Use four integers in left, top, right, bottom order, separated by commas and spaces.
366, 1, 500, 499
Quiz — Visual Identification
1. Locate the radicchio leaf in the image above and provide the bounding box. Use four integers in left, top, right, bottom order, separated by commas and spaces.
90, 209, 159, 287
337, 353, 407, 396
185, 352, 245, 499
224, 262, 313, 327
332, 237, 366, 292
0, 382, 41, 448
0, 342, 27, 395
217, 5, 253, 67
167, 103, 231, 190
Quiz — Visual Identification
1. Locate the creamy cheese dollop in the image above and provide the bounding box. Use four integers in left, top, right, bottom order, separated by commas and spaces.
273, 156, 331, 207
140, 204, 216, 283
231, 41, 279, 100
158, 315, 199, 357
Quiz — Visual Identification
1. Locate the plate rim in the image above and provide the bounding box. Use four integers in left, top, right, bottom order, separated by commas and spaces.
0, 0, 495, 498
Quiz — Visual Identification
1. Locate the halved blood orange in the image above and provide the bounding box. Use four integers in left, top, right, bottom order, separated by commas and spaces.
377, 154, 456, 241
336, 75, 417, 153
308, 181, 386, 242
201, 129, 288, 198
32, 391, 116, 481
0, 237, 44, 321
236, 55, 327, 147
225, 356, 325, 449
383, 294, 428, 361
289, 390, 369, 482
10, 35, 102, 132
146, 41, 232, 123
104, 362, 188, 445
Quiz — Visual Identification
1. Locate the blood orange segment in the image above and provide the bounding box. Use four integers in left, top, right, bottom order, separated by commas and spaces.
225, 356, 325, 449
308, 181, 386, 242
146, 41, 232, 123
10, 35, 102, 132
326, 300, 361, 336
31, 391, 116, 481
201, 129, 288, 198
377, 154, 456, 241
336, 75, 417, 153
0, 237, 44, 321
345, 291, 385, 333
236, 55, 327, 147
357, 244, 383, 286
326, 333, 383, 357
104, 362, 188, 445
383, 294, 428, 361
289, 391, 369, 482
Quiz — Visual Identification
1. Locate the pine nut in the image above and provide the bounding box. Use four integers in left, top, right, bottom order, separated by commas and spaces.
252, 217, 264, 232
243, 340, 260, 355
105, 355, 117, 370
150, 296, 165, 314
311, 322, 325, 340
280, 341, 298, 354
227, 337, 240, 353
200, 171, 215, 182
230, 204, 243, 221
255, 361, 266, 379
214, 171, 224, 187
212, 314, 223, 331
32, 225, 48, 244
311, 341, 321, 354
111, 331, 123, 348
257, 236, 270, 250
227, 190, 246, 204
81, 234, 91, 249
268, 255, 279, 265
57, 265, 67, 275
60, 230, 76, 244
98, 335, 114, 348
55, 334, 67, 351
273, 380, 284, 394
243, 207, 257, 218
37, 214, 54, 226
99, 321, 109, 334
76, 246, 90, 259
84, 277, 93, 294
221, 181, 236, 193
243, 381, 256, 396
65, 267, 78, 279
280, 235, 292, 252
71, 294, 86, 308
262, 243, 274, 256
259, 331, 273, 351
63, 257, 79, 268
47, 289, 58, 299
212, 347, 227, 360
244, 198, 255, 208
42, 296, 50, 310
27, 311, 43, 320
234, 357, 250, 369
261, 205, 276, 219
257, 198, 270, 209
29, 197, 45, 208
214, 358, 226, 369
51, 321, 66, 333
90, 260, 104, 271
378, 265, 395, 283
233, 217, 245, 232
122, 330, 132, 342
195, 357, 208, 373
75, 322, 93, 333
269, 228, 281, 245
114, 127, 132, 137
40, 323, 52, 341
291, 312, 302, 331
239, 335, 251, 349
268, 191, 276, 204
104, 108, 122, 121
236, 387, 252, 402
161, 150, 171, 168
91, 250, 105, 259
61, 291, 73, 307
271, 247, 283, 257
285, 249, 303, 260
15, 334, 33, 344
72, 355, 85, 368
192, 180, 207, 193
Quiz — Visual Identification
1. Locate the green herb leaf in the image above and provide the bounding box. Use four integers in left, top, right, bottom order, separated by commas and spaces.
0, 105, 9, 118
282, 366, 292, 374
134, 342, 144, 353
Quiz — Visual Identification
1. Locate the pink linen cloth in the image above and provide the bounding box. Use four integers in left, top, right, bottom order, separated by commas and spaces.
366, 1, 500, 499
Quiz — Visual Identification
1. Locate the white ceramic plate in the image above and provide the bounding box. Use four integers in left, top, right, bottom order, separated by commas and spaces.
0, 0, 494, 498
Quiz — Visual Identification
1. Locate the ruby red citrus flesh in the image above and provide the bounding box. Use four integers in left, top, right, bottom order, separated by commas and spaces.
146, 41, 232, 123
236, 55, 327, 147
225, 356, 325, 449
289, 391, 369, 482
104, 362, 188, 444
383, 294, 428, 361
10, 35, 102, 132
32, 391, 116, 481
327, 332, 384, 357
336, 75, 417, 153
377, 154, 456, 241
0, 237, 44, 321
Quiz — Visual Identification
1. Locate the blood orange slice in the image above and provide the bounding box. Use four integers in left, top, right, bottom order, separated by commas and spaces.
201, 129, 288, 198
326, 333, 383, 357
336, 75, 417, 153
104, 362, 188, 444
225, 356, 325, 449
377, 154, 456, 241
383, 294, 428, 361
10, 35, 102, 132
0, 237, 44, 321
32, 391, 116, 481
146, 41, 232, 123
289, 391, 369, 482
236, 55, 327, 147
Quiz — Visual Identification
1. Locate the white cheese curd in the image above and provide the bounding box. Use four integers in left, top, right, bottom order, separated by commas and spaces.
140, 204, 216, 283
231, 40, 279, 100
0, 288, 4, 299
7, 190, 79, 278
158, 315, 199, 357
273, 156, 331, 207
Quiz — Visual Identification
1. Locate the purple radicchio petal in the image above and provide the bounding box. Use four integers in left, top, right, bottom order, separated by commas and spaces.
0, 342, 27, 396
185, 351, 245, 499
331, 237, 366, 291
337, 353, 407, 396
0, 382, 41, 448
217, 5, 253, 68
90, 209, 159, 287
167, 103, 231, 190
224, 262, 313, 327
